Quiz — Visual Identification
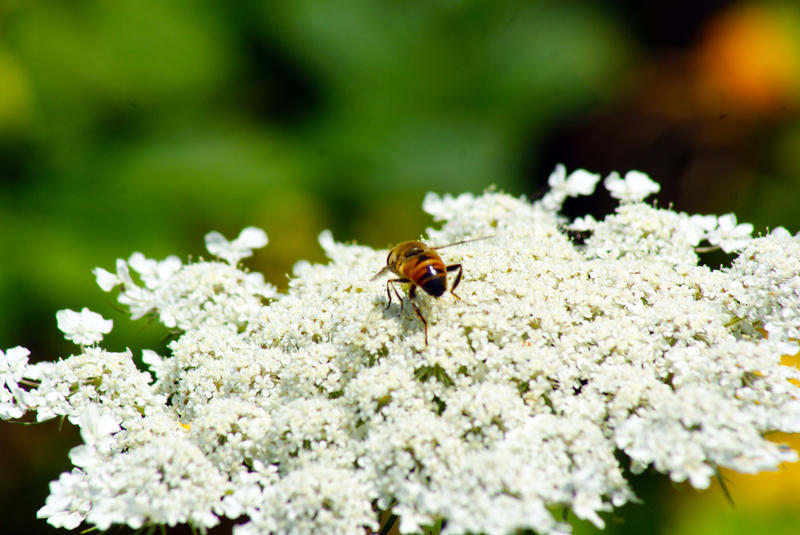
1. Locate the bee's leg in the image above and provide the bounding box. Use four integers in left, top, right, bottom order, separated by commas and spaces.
446, 264, 463, 301
386, 278, 409, 311
408, 284, 429, 345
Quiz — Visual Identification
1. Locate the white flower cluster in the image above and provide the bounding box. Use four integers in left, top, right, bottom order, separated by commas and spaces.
3, 169, 800, 535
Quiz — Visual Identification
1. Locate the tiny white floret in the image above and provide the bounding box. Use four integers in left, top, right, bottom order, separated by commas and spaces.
1, 346, 30, 389
540, 165, 601, 211
56, 308, 113, 346
707, 213, 753, 252
205, 227, 268, 265
604, 170, 661, 202
93, 267, 121, 292
570, 214, 598, 232
74, 406, 121, 444
769, 226, 792, 238
563, 168, 602, 196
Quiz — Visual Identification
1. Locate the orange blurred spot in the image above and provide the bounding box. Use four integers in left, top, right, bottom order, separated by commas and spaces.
696, 3, 800, 113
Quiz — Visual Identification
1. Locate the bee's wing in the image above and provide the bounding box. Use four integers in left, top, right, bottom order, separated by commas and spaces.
371, 265, 391, 281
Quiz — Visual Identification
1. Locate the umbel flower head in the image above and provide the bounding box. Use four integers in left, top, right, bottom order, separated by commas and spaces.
3, 167, 800, 535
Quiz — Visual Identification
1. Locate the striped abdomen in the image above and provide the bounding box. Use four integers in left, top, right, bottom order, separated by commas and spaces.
401, 251, 447, 297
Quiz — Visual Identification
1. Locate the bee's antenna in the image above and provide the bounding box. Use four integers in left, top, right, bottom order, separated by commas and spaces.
432, 235, 494, 251
370, 265, 391, 281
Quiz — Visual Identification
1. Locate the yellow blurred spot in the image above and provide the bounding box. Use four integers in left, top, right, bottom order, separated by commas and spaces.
668, 345, 800, 526
696, 3, 800, 113
783, 351, 800, 387
712, 433, 800, 511
782, 351, 800, 367
0, 48, 32, 128
179, 422, 191, 431
711, 351, 800, 510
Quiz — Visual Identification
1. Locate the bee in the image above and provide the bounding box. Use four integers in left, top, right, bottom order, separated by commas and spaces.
372, 237, 489, 345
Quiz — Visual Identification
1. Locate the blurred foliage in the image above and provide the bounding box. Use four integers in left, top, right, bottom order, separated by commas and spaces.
0, 0, 632, 358
1, 0, 799, 534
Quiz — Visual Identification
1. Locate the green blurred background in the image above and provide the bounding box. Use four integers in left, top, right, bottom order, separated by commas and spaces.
2, 1, 799, 533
